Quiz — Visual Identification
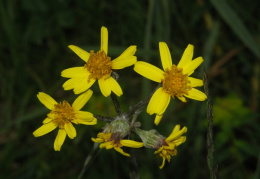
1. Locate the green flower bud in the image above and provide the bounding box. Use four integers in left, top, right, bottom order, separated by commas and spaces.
103, 117, 130, 138
134, 128, 165, 149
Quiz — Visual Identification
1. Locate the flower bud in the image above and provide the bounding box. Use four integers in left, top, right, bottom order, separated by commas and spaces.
134, 128, 165, 149
103, 117, 130, 138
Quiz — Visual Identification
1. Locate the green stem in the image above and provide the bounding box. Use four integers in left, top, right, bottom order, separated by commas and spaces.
110, 92, 122, 116
204, 70, 218, 179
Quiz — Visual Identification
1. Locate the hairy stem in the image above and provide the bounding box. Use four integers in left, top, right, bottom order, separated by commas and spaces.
124, 92, 153, 119
204, 70, 218, 179
129, 148, 140, 179
110, 92, 122, 116
93, 114, 114, 122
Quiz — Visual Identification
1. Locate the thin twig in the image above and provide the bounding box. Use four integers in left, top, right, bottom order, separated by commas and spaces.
204, 70, 218, 179
129, 148, 140, 179
128, 114, 138, 139
124, 91, 154, 119
93, 114, 114, 122
110, 92, 122, 116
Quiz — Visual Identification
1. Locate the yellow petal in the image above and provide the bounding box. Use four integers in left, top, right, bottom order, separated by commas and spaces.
73, 78, 96, 94
112, 56, 137, 69
97, 132, 110, 139
154, 147, 164, 154
74, 112, 96, 125
61, 67, 88, 78
63, 74, 95, 93
99, 141, 113, 149
104, 142, 114, 149
98, 78, 112, 97
114, 147, 130, 157
112, 46, 137, 69
91, 137, 104, 143
159, 157, 166, 169
159, 42, 172, 71
75, 111, 94, 121
165, 154, 172, 162
164, 143, 176, 150
182, 57, 203, 76
47, 113, 56, 119
33, 122, 57, 137
100, 26, 108, 54
76, 113, 97, 125
72, 90, 93, 110
184, 88, 207, 101
177, 96, 187, 102
147, 87, 171, 115
42, 118, 52, 124
174, 136, 187, 146
120, 140, 143, 148
115, 45, 137, 58
62, 78, 82, 90
134, 61, 164, 83
64, 122, 76, 139
37, 92, 57, 110
171, 124, 180, 134
68, 45, 90, 63
177, 44, 194, 68
154, 115, 163, 125
78, 118, 97, 125
189, 77, 203, 87
166, 125, 187, 141
107, 77, 123, 96
54, 129, 66, 151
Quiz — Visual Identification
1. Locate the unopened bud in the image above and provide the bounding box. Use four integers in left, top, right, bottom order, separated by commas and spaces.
134, 128, 165, 149
103, 117, 130, 138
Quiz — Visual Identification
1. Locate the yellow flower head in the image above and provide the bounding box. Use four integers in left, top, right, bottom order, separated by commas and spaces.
33, 90, 97, 151
134, 42, 207, 125
91, 118, 143, 157
62, 26, 137, 97
154, 125, 187, 169
92, 132, 143, 157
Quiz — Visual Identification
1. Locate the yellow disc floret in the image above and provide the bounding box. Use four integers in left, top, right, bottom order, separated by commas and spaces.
50, 101, 75, 128
158, 147, 177, 161
85, 50, 112, 80
162, 65, 192, 98
109, 132, 123, 146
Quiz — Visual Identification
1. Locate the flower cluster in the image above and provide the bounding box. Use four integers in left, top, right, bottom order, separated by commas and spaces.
33, 26, 206, 169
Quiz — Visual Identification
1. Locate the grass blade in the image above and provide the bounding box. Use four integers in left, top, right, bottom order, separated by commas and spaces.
210, 0, 260, 58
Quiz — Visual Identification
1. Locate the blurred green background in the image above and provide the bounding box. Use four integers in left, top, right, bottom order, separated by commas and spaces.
0, 0, 259, 178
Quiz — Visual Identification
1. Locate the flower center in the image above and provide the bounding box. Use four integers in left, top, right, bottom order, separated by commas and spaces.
160, 148, 177, 161
110, 132, 122, 145
99, 132, 123, 147
50, 101, 75, 128
85, 50, 112, 80
162, 65, 192, 98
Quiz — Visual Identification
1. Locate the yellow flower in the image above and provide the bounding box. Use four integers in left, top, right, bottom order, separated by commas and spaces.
134, 42, 207, 125
61, 26, 137, 97
33, 90, 97, 151
92, 132, 143, 157
154, 125, 187, 169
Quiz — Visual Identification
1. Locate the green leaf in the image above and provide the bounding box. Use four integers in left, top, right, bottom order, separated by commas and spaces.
213, 93, 254, 127
234, 140, 259, 157
210, 0, 260, 58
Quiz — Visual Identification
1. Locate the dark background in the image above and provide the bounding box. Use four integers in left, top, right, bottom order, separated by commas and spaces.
0, 0, 259, 178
